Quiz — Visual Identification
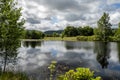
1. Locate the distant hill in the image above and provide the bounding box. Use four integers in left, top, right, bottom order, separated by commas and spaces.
44, 30, 63, 34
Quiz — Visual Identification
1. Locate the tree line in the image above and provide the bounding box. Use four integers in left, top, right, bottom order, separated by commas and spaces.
24, 12, 120, 42
62, 13, 120, 41
24, 30, 45, 39
1, 0, 120, 42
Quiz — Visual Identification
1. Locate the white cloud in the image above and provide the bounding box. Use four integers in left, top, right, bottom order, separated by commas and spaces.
110, 12, 120, 27
18, 0, 120, 31
107, 0, 120, 5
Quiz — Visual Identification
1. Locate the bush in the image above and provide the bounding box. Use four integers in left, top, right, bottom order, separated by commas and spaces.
76, 36, 100, 41
76, 36, 88, 41
48, 61, 57, 80
109, 36, 120, 42
58, 68, 101, 80
88, 35, 100, 41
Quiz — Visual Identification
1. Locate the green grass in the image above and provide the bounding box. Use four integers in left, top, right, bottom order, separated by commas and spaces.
0, 72, 29, 80
43, 37, 77, 41
23, 36, 120, 42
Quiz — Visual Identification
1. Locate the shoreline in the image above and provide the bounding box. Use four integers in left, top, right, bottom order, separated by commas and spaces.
21, 37, 120, 42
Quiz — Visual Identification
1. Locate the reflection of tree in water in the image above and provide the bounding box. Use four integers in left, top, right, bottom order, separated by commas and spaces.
65, 41, 92, 50
65, 41, 76, 50
94, 42, 110, 69
23, 41, 41, 48
0, 39, 20, 72
117, 42, 120, 63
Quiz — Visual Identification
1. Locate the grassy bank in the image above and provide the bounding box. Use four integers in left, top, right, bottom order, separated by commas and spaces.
0, 72, 29, 80
43, 37, 77, 41
22, 36, 120, 42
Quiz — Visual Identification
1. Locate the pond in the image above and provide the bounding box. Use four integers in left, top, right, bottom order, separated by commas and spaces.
1, 41, 120, 80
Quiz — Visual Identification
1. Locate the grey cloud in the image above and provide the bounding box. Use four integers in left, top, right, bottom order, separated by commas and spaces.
19, 0, 120, 31
34, 0, 91, 12
39, 0, 80, 10
27, 18, 41, 24
65, 14, 86, 22
78, 0, 97, 3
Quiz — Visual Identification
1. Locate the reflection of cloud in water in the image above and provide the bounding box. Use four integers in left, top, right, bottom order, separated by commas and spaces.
109, 43, 119, 63
40, 41, 67, 57
41, 41, 66, 51
56, 49, 96, 60
65, 41, 94, 50
16, 47, 51, 71
16, 41, 98, 72
8, 41, 120, 80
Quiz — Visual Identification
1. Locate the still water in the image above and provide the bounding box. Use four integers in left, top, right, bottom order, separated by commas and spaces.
2, 41, 120, 80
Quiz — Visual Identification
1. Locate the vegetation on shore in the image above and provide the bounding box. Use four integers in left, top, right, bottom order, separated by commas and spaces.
58, 68, 101, 80
44, 37, 77, 41
48, 61, 102, 80
0, 72, 29, 80
0, 0, 119, 79
0, 0, 28, 80
24, 13, 120, 42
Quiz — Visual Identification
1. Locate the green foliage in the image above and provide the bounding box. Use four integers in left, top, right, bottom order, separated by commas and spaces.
0, 0, 25, 41
58, 68, 101, 80
109, 36, 120, 41
111, 29, 117, 36
88, 35, 101, 41
48, 61, 101, 80
53, 32, 60, 37
115, 22, 120, 39
119, 22, 120, 28
25, 30, 45, 39
48, 61, 57, 80
76, 36, 88, 41
0, 0, 24, 50
63, 26, 93, 37
44, 37, 76, 41
76, 36, 100, 41
61, 32, 65, 39
0, 0, 25, 72
96, 12, 112, 41
78, 26, 93, 36
63, 26, 78, 37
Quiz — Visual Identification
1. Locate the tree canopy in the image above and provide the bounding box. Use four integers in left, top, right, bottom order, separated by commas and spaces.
63, 26, 93, 37
63, 26, 78, 37
0, 0, 25, 72
96, 12, 112, 41
0, 0, 25, 43
25, 30, 45, 39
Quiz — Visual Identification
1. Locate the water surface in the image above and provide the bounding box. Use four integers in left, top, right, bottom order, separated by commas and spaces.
1, 41, 120, 80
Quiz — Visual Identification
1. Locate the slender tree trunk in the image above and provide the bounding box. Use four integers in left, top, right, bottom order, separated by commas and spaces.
3, 52, 7, 72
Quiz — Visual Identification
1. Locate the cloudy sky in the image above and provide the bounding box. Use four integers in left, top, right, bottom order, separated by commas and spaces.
19, 0, 120, 31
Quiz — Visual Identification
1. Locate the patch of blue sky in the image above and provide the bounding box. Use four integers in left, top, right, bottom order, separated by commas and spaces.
111, 3, 120, 8
51, 16, 59, 24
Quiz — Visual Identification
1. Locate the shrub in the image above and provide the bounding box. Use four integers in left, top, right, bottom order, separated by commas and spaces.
76, 36, 88, 41
87, 35, 100, 41
48, 61, 57, 80
76, 36, 100, 41
109, 36, 120, 42
58, 68, 101, 80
